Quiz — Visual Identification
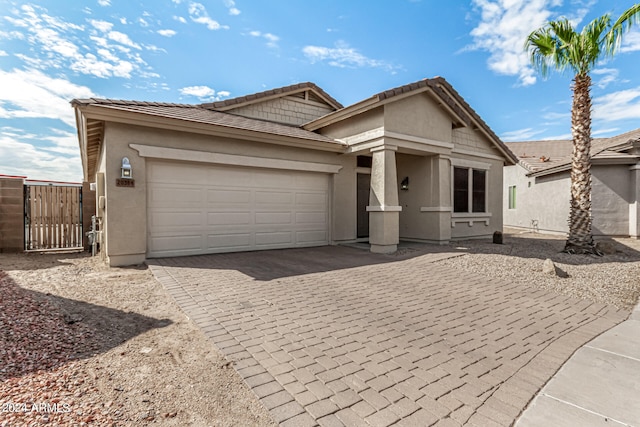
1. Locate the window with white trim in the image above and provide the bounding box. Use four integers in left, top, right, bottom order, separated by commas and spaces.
508, 185, 516, 209
453, 167, 487, 213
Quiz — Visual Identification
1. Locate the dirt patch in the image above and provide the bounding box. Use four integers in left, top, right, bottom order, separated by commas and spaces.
0, 252, 276, 427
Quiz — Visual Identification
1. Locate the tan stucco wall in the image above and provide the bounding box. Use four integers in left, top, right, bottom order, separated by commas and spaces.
97, 122, 352, 265
384, 93, 452, 142
592, 165, 631, 236
227, 96, 335, 126
504, 164, 634, 237
503, 164, 571, 234
318, 108, 384, 140
332, 156, 357, 242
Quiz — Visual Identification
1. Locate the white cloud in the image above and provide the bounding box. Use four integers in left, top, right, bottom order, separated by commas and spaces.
90, 19, 114, 33
542, 111, 571, 120
180, 85, 215, 97
224, 0, 241, 15
138, 18, 149, 27
249, 30, 280, 48
179, 85, 230, 100
0, 68, 94, 128
158, 29, 177, 37
174, 15, 187, 24
467, 0, 564, 86
500, 127, 547, 142
5, 5, 152, 79
0, 131, 82, 182
303, 41, 397, 71
593, 87, 640, 122
620, 29, 640, 53
188, 2, 228, 30
592, 68, 619, 89
97, 0, 111, 6
107, 31, 141, 49
0, 50, 7, 56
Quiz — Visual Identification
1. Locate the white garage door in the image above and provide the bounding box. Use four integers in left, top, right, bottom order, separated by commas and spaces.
147, 160, 330, 257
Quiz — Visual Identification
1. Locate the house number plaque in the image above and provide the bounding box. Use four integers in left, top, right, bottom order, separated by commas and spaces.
116, 178, 135, 188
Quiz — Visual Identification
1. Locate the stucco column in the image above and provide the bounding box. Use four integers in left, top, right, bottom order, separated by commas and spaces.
630, 164, 640, 238
367, 145, 401, 253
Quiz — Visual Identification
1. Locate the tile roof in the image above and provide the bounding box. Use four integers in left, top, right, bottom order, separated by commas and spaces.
306, 76, 517, 164
72, 98, 344, 145
506, 127, 640, 175
200, 82, 343, 110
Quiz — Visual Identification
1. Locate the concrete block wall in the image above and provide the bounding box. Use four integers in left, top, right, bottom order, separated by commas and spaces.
0, 177, 25, 252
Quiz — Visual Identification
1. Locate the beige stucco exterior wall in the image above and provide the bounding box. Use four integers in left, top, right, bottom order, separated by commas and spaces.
332, 156, 358, 242
317, 108, 385, 140
318, 93, 506, 244
226, 96, 335, 126
504, 163, 635, 237
503, 164, 571, 234
591, 165, 630, 236
97, 122, 350, 266
384, 93, 452, 142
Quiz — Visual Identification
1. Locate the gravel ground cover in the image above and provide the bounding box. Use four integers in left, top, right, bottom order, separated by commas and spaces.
0, 253, 276, 427
436, 229, 640, 310
1, 230, 639, 426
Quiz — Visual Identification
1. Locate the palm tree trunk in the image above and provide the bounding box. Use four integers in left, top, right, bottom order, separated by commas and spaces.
565, 73, 597, 254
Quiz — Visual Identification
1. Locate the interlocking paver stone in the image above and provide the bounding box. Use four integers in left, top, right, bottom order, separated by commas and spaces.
149, 245, 628, 426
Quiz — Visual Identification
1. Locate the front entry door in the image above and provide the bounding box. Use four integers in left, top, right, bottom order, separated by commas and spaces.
356, 173, 370, 238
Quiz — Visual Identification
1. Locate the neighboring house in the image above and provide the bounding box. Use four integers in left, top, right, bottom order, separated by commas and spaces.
73, 77, 517, 266
504, 128, 640, 237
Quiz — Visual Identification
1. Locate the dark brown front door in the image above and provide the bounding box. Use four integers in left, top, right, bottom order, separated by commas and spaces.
357, 173, 370, 238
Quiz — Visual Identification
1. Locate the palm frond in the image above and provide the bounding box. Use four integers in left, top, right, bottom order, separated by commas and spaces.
607, 3, 640, 53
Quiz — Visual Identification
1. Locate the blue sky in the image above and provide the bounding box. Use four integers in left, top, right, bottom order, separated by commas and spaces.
1, 0, 639, 182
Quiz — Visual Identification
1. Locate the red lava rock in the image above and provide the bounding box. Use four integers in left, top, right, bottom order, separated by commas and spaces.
0, 271, 120, 426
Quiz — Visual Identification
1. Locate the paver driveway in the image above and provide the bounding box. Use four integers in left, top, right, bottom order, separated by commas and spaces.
148, 246, 626, 427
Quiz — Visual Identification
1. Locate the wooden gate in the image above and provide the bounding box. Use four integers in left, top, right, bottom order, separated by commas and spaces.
24, 184, 83, 250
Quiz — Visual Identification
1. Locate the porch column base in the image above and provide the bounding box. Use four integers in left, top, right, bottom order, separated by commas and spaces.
369, 210, 399, 254
370, 244, 398, 254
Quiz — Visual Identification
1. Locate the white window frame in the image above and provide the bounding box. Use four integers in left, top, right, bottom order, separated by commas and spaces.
450, 159, 491, 227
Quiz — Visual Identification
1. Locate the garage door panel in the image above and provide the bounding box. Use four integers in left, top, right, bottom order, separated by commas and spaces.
148, 161, 329, 257
255, 212, 292, 225
149, 187, 203, 206
208, 212, 252, 226
150, 211, 202, 228
150, 234, 203, 253
255, 231, 293, 246
255, 191, 293, 205
207, 233, 252, 249
296, 230, 327, 244
207, 189, 251, 204
296, 212, 326, 224
296, 192, 326, 205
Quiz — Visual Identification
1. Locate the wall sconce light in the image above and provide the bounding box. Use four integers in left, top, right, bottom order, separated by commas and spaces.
121, 157, 132, 179
400, 176, 409, 191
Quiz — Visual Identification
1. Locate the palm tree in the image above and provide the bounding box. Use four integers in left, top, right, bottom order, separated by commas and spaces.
525, 4, 640, 254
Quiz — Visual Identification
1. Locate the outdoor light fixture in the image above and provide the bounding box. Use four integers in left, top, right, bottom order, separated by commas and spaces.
121, 157, 132, 179
401, 176, 409, 191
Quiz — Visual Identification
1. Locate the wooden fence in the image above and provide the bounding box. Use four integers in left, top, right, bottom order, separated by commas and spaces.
24, 184, 83, 250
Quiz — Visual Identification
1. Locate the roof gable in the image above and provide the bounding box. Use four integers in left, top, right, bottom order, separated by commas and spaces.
304, 77, 517, 164
201, 82, 342, 111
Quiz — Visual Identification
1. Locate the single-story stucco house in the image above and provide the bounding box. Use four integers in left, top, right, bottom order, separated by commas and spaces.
73, 77, 517, 266
504, 128, 640, 237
